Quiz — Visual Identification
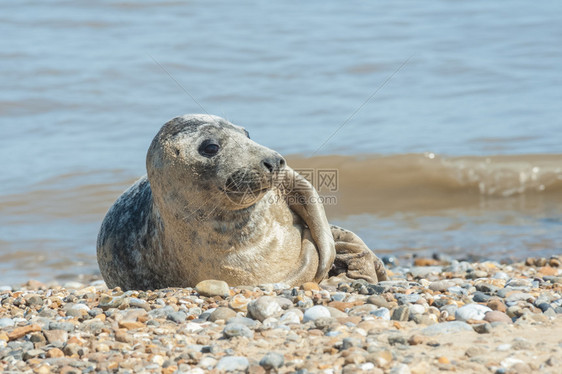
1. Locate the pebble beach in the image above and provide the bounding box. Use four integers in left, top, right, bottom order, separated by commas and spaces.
1, 256, 561, 374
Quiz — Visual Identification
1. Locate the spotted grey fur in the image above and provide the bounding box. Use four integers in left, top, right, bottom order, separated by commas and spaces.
97, 114, 387, 290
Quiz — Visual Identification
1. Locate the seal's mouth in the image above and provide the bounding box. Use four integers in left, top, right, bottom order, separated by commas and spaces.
221, 168, 278, 206
221, 186, 271, 195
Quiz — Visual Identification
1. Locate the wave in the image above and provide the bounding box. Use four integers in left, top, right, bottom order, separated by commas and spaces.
287, 153, 562, 215
1, 153, 561, 221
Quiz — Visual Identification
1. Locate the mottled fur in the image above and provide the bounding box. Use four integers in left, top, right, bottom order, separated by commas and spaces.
97, 114, 387, 290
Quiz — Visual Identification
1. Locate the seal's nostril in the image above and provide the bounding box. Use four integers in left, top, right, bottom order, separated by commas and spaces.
279, 158, 286, 168
263, 161, 274, 173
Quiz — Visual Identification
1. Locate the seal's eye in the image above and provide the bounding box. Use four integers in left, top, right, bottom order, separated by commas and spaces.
199, 141, 220, 157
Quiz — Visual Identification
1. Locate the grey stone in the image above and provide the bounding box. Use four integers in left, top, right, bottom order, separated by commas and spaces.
209, 307, 237, 322
22, 349, 44, 360
388, 334, 408, 345
370, 307, 390, 320
48, 322, 75, 332
216, 356, 249, 372
505, 293, 534, 305
248, 296, 282, 322
473, 323, 492, 334
447, 286, 467, 295
429, 280, 456, 292
87, 308, 103, 318
331, 292, 346, 302
395, 293, 420, 305
472, 292, 491, 302
342, 337, 363, 350
128, 297, 150, 311
148, 305, 176, 319
391, 305, 410, 321
314, 317, 338, 331
476, 283, 499, 294
260, 352, 285, 370
0, 318, 14, 328
167, 311, 187, 323
26, 295, 43, 307
223, 323, 254, 339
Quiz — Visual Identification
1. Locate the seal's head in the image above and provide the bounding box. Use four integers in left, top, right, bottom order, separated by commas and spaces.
147, 114, 286, 213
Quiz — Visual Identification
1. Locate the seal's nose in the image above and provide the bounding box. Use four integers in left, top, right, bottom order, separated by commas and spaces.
261, 153, 286, 174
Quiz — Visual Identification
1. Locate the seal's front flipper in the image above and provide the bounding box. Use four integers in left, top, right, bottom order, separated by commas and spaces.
329, 225, 388, 283
281, 167, 336, 283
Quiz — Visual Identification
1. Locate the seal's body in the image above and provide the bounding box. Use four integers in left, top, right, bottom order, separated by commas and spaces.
97, 115, 386, 290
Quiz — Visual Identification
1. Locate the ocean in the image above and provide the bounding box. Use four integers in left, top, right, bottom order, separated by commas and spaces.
1, 0, 561, 284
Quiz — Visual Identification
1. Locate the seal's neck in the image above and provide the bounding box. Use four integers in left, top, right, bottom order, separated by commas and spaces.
152, 191, 272, 249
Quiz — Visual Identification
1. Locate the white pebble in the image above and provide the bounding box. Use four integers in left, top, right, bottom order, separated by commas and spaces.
455, 304, 492, 321
409, 304, 425, 315
183, 322, 204, 333
280, 310, 302, 325
360, 362, 375, 371
303, 305, 331, 322
496, 344, 512, 351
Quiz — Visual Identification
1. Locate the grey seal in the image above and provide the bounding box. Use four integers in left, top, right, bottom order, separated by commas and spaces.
97, 114, 387, 290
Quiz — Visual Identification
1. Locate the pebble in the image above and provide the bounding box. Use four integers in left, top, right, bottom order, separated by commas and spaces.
0, 318, 14, 328
43, 329, 68, 346
223, 323, 254, 339
209, 307, 237, 322
0, 258, 559, 373
455, 304, 492, 321
487, 298, 507, 312
409, 304, 425, 315
303, 305, 331, 322
367, 295, 393, 309
472, 291, 491, 302
215, 356, 249, 372
429, 280, 456, 291
248, 296, 282, 322
473, 323, 492, 334
280, 309, 302, 324
371, 307, 390, 320
391, 305, 410, 321
195, 279, 230, 298
167, 311, 187, 323
259, 352, 284, 370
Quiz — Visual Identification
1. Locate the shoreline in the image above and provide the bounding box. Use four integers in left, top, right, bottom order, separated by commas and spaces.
1, 257, 561, 373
